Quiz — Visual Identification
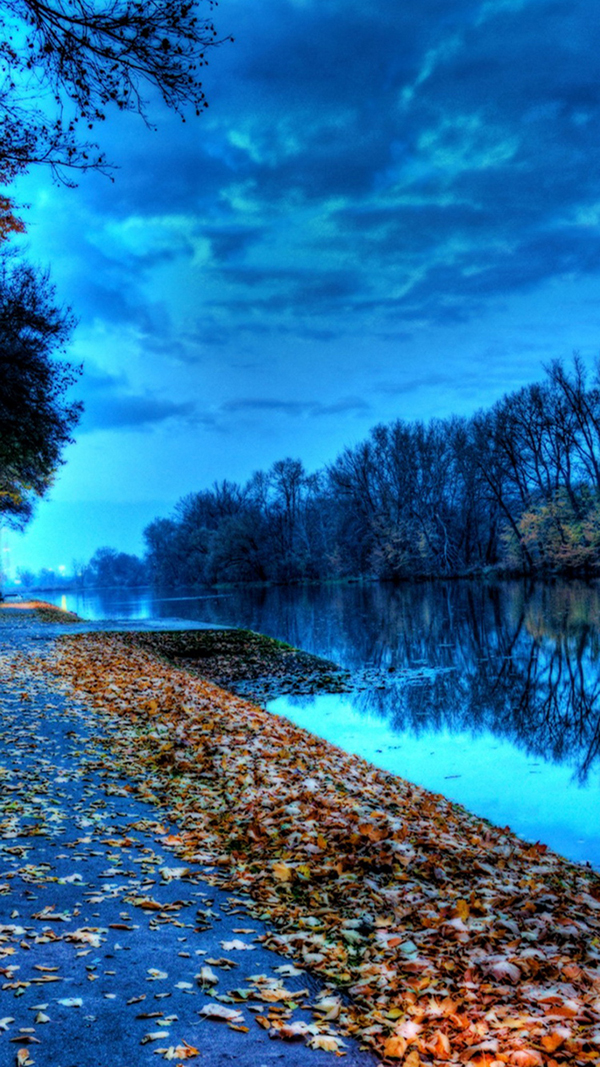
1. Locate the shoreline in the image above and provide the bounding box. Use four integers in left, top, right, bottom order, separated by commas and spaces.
5, 613, 597, 1065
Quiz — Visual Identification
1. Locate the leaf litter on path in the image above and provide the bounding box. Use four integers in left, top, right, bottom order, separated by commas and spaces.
5, 628, 600, 1064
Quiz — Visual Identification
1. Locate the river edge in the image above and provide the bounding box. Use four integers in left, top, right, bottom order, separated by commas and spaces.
2, 601, 600, 1064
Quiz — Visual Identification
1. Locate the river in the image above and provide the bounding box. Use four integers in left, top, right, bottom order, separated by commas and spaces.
42, 579, 600, 870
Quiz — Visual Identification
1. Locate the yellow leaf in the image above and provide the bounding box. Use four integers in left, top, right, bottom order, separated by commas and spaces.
456, 899, 470, 921
272, 862, 292, 882
404, 1052, 421, 1067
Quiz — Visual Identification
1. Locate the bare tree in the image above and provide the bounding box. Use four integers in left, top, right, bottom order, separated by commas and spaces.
0, 0, 229, 182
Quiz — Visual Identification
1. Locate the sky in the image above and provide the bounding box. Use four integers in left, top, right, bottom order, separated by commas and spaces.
5, 0, 600, 576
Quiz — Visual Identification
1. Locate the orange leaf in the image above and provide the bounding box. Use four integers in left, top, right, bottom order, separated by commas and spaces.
541, 1030, 569, 1053
383, 1035, 407, 1059
426, 1030, 451, 1060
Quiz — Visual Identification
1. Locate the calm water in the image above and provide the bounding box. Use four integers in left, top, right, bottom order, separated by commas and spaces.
44, 581, 600, 869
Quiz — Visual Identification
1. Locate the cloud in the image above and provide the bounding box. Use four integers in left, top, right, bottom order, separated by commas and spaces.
222, 397, 316, 416
79, 366, 200, 431
21, 0, 600, 364
316, 396, 371, 416
221, 395, 370, 419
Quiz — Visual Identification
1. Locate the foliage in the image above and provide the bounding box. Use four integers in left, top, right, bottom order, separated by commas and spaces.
81, 545, 148, 587
0, 194, 24, 241
0, 0, 225, 186
0, 2, 229, 548
0, 257, 81, 527
142, 357, 600, 584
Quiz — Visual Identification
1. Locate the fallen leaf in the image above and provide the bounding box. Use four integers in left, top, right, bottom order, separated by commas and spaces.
199, 1004, 245, 1023
272, 862, 292, 882
383, 1035, 407, 1059
153, 1041, 199, 1059
509, 1053, 543, 1066
307, 1034, 346, 1052
541, 1029, 570, 1052
197, 966, 219, 987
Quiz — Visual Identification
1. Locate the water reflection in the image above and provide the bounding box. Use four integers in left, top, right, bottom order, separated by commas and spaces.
48, 580, 600, 782
343, 582, 600, 785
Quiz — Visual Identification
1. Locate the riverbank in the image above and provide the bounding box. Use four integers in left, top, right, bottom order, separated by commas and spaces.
0, 606, 377, 1067
2, 608, 597, 1065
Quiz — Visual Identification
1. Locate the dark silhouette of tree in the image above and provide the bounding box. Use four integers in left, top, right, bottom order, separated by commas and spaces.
1, 0, 227, 184
139, 356, 600, 586
0, 3, 230, 545
0, 259, 81, 527
82, 546, 147, 587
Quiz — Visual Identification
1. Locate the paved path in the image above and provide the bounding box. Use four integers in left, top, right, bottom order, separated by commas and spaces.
0, 617, 378, 1067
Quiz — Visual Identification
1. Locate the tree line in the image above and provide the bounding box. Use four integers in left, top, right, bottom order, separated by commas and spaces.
143, 357, 600, 585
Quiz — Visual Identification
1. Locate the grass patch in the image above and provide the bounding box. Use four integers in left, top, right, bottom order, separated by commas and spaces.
121, 628, 351, 701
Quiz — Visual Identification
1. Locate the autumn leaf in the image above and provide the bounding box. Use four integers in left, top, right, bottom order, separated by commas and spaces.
455, 898, 470, 921
509, 1053, 543, 1067
307, 1034, 346, 1052
425, 1030, 451, 1059
403, 1052, 421, 1067
272, 862, 292, 882
199, 1004, 245, 1023
541, 1029, 570, 1052
16, 630, 600, 1067
153, 1043, 199, 1061
270, 1021, 311, 1040
160, 867, 189, 881
383, 1034, 407, 1059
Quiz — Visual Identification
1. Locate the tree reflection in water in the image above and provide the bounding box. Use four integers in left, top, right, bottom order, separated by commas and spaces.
324, 581, 600, 784
190, 579, 600, 784
49, 579, 600, 782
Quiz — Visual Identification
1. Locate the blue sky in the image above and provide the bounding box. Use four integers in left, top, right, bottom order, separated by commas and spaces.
6, 0, 600, 576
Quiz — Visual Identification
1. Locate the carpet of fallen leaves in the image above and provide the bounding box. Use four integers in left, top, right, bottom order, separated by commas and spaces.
0, 601, 81, 624
17, 630, 600, 1066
